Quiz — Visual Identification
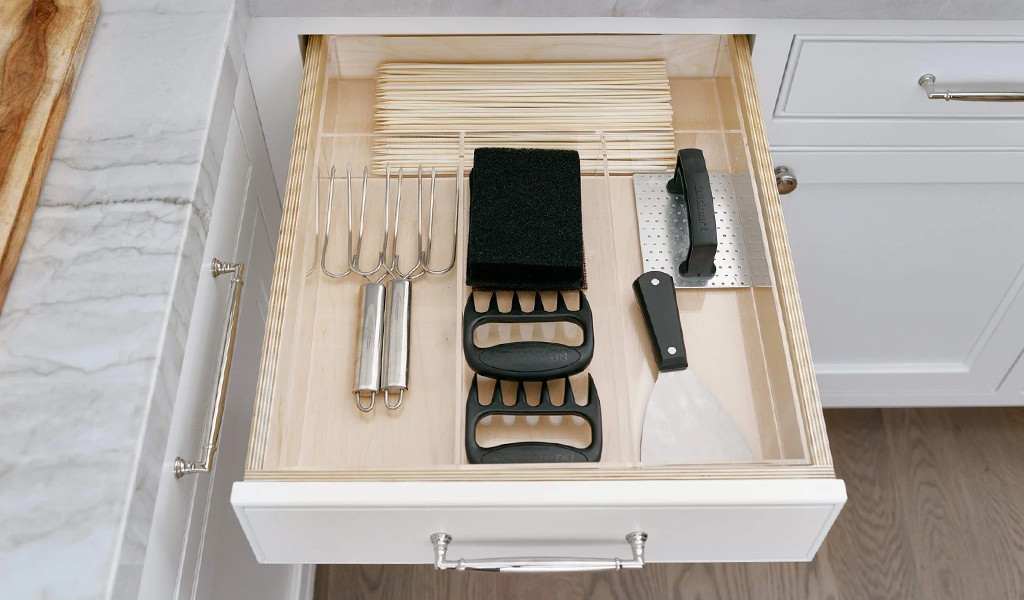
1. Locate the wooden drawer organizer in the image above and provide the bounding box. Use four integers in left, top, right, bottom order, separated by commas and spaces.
244, 34, 833, 482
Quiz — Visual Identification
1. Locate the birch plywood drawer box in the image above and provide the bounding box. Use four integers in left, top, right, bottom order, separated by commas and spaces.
231, 34, 846, 567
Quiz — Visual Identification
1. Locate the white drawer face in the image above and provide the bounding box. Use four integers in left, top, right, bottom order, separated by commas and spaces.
777, 37, 1024, 119
233, 481, 846, 564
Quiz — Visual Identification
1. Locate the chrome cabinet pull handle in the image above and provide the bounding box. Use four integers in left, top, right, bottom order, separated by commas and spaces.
431, 532, 648, 573
918, 74, 1024, 102
174, 258, 245, 478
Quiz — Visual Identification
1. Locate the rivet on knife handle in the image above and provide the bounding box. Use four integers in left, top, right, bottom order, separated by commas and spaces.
632, 272, 688, 372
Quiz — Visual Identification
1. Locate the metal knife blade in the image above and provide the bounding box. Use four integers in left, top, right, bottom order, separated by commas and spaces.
633, 271, 754, 463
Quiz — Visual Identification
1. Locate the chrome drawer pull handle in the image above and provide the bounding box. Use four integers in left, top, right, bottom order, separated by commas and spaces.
431, 532, 648, 573
918, 74, 1024, 102
174, 259, 245, 478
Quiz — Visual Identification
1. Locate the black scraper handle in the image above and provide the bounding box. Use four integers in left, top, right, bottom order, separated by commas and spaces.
666, 149, 717, 277
633, 271, 688, 372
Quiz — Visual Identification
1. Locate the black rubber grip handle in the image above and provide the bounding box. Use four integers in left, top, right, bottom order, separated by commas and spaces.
465, 375, 602, 464
463, 291, 594, 381
632, 271, 688, 372
666, 148, 717, 277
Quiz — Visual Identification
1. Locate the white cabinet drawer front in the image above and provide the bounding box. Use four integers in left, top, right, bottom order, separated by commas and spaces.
778, 37, 1024, 119
232, 481, 846, 564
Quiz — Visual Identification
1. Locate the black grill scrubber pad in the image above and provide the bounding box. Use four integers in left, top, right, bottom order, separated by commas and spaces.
467, 148, 585, 291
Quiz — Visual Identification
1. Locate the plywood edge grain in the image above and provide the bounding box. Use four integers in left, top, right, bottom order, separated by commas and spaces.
0, 0, 100, 313
729, 35, 833, 470
244, 464, 836, 482
246, 35, 328, 472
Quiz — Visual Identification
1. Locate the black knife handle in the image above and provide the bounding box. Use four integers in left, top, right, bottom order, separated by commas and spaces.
632, 271, 688, 372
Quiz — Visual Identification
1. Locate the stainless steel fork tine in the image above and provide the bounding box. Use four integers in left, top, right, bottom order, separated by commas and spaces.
383, 167, 403, 279
422, 164, 459, 275
403, 166, 430, 281
415, 166, 425, 272
320, 164, 353, 278
352, 165, 385, 279
380, 165, 399, 278
391, 165, 426, 280
423, 167, 436, 266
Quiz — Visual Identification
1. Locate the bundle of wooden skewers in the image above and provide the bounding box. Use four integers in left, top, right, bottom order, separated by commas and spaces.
372, 61, 676, 174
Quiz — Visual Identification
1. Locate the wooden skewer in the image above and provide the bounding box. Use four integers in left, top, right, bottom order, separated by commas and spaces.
373, 61, 675, 170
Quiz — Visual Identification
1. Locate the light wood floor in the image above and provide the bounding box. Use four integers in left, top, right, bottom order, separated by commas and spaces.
315, 409, 1024, 600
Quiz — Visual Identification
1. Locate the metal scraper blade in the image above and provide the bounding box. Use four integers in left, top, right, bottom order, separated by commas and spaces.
640, 369, 754, 463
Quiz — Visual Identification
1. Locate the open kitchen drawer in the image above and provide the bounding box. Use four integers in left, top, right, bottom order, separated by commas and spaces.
232, 34, 845, 567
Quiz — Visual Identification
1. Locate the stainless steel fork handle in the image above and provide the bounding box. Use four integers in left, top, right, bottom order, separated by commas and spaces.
174, 259, 244, 478
381, 278, 410, 410
918, 74, 1024, 102
353, 281, 387, 412
431, 532, 648, 573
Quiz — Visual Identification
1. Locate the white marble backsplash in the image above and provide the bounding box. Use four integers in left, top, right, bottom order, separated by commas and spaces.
0, 1, 244, 598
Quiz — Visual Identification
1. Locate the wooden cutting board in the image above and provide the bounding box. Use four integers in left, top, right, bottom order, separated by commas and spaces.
0, 0, 99, 313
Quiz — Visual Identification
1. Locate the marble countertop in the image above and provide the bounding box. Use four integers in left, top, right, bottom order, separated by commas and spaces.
0, 1, 242, 598
250, 0, 1024, 21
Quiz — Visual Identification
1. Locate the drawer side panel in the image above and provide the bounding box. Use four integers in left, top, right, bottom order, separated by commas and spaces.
730, 35, 832, 467
247, 36, 328, 471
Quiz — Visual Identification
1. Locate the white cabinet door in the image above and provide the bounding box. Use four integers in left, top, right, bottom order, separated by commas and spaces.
139, 64, 310, 600
773, 150, 1024, 407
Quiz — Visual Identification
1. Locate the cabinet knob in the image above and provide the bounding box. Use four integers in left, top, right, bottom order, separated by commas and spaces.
775, 166, 797, 195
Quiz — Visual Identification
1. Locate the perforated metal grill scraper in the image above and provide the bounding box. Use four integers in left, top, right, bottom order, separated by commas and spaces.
633, 271, 754, 463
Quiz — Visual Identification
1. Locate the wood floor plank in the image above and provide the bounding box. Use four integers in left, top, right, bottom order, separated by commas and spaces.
663, 563, 734, 600
317, 564, 498, 600
660, 559, 841, 600
882, 409, 981, 600
946, 408, 1024, 599
821, 409, 919, 600
501, 567, 667, 600
718, 548, 841, 600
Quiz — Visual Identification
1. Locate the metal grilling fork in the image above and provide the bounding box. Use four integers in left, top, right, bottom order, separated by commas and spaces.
321, 163, 391, 413
380, 165, 460, 410
321, 162, 458, 413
